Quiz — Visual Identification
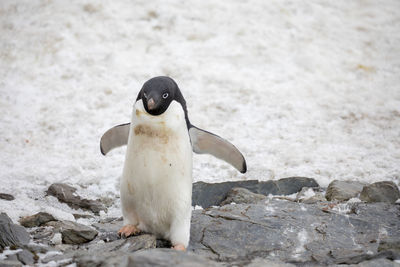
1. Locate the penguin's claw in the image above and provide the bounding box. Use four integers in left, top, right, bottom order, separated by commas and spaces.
118, 224, 140, 238
172, 244, 186, 251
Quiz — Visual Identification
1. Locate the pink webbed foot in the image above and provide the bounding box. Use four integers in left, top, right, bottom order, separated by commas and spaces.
118, 224, 140, 238
172, 244, 186, 251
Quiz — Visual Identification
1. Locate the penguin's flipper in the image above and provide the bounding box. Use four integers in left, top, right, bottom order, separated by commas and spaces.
189, 126, 247, 173
100, 123, 130, 155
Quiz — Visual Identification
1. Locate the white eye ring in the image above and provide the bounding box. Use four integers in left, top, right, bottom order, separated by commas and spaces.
162, 93, 169, 99
143, 92, 147, 98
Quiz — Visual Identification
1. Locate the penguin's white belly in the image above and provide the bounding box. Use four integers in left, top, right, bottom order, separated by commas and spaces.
120, 101, 192, 242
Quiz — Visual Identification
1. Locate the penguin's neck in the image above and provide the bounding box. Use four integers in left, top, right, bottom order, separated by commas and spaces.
132, 100, 185, 131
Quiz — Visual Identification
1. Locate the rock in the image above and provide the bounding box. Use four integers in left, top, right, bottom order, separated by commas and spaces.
15, 249, 35, 265
192, 177, 318, 208
19, 212, 56, 227
46, 221, 98, 244
378, 239, 400, 253
188, 200, 400, 265
47, 183, 106, 214
220, 187, 266, 205
0, 260, 22, 267
325, 180, 366, 201
296, 187, 326, 204
92, 218, 123, 242
0, 213, 30, 249
360, 181, 400, 203
246, 258, 296, 267
88, 234, 156, 253
0, 193, 15, 201
128, 249, 223, 267
51, 233, 62, 245
345, 257, 400, 267
73, 214, 95, 220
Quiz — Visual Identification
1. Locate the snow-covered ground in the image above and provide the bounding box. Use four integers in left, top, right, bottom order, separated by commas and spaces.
0, 0, 399, 222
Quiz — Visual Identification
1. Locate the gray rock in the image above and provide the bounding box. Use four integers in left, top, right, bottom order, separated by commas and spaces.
345, 258, 400, 267
73, 214, 95, 220
46, 221, 98, 244
326, 180, 366, 201
0, 260, 22, 267
0, 213, 30, 249
19, 212, 56, 227
88, 234, 156, 253
296, 187, 326, 204
220, 187, 267, 205
92, 218, 123, 242
0, 193, 14, 201
192, 177, 319, 208
246, 258, 296, 267
47, 183, 106, 214
128, 248, 223, 267
15, 249, 35, 265
379, 239, 400, 253
360, 181, 400, 203
188, 200, 400, 265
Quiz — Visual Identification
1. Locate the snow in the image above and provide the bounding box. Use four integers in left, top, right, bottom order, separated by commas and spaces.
1, 0, 400, 223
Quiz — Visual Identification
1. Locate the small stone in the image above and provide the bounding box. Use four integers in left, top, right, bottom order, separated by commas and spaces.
46, 183, 106, 215
360, 181, 400, 203
73, 214, 94, 220
325, 180, 366, 201
0, 193, 15, 201
46, 221, 98, 244
220, 187, 266, 206
51, 233, 62, 245
296, 187, 326, 204
0, 213, 30, 249
19, 212, 56, 227
16, 249, 35, 265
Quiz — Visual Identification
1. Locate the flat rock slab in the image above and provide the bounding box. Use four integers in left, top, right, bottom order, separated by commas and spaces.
73, 249, 223, 267
325, 180, 366, 201
0, 213, 30, 250
189, 200, 400, 265
360, 181, 400, 203
192, 177, 318, 208
46, 221, 98, 244
47, 183, 106, 214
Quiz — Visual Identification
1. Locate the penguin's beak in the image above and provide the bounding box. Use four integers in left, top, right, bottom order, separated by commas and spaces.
147, 98, 156, 110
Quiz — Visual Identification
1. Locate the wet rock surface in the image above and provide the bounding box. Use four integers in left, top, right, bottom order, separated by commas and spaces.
360, 181, 400, 203
192, 177, 319, 208
2, 178, 400, 266
47, 183, 106, 214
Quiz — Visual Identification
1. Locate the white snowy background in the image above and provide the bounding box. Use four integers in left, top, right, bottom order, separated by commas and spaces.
1, 0, 399, 223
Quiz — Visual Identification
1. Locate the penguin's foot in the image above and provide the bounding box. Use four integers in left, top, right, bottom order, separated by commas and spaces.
172, 244, 186, 251
118, 224, 140, 238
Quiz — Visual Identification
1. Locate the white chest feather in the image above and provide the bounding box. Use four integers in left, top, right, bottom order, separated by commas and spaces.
120, 100, 192, 241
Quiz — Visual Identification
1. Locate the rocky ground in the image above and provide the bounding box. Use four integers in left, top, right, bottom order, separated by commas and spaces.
1, 177, 399, 266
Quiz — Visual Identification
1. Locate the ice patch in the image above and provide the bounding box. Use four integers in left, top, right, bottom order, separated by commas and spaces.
294, 229, 309, 255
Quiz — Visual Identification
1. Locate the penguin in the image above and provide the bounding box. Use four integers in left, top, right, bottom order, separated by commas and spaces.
100, 76, 246, 250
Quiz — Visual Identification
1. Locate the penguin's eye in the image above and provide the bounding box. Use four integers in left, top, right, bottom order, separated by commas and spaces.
162, 93, 169, 99
143, 92, 148, 98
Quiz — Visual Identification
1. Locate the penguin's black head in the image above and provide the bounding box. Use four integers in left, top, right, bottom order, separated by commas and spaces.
137, 76, 189, 121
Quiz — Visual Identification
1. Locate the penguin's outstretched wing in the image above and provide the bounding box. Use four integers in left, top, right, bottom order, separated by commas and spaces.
100, 123, 130, 155
189, 126, 247, 173
100, 124, 247, 174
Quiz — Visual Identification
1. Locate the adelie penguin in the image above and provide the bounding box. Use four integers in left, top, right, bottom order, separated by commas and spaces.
100, 76, 246, 250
